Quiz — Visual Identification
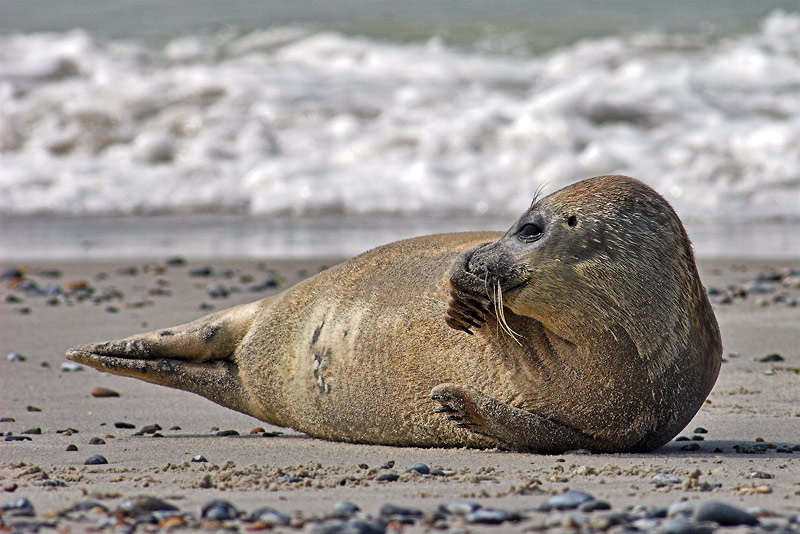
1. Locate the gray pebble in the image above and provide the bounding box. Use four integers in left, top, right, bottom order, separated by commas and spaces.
278, 475, 303, 483
117, 496, 178, 515
88, 437, 106, 445
248, 506, 290, 526
376, 472, 399, 482
312, 519, 384, 534
201, 499, 239, 520
330, 501, 360, 518
693, 501, 758, 526
84, 454, 108, 465
439, 501, 481, 515
380, 503, 423, 521
579, 500, 611, 512
6, 352, 26, 362
191, 455, 208, 463
668, 501, 696, 517
21, 428, 41, 435
0, 497, 35, 516
405, 463, 429, 475
61, 362, 84, 372
114, 422, 136, 429
652, 473, 681, 487
655, 518, 714, 534
465, 508, 510, 524
540, 490, 595, 511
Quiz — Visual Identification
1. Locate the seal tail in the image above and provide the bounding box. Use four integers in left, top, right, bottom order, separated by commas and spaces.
65, 300, 264, 416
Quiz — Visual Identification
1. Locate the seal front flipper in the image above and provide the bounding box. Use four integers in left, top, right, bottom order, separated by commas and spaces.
66, 300, 265, 417
431, 383, 601, 453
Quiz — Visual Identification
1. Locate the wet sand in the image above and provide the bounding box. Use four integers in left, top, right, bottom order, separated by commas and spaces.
1, 257, 799, 530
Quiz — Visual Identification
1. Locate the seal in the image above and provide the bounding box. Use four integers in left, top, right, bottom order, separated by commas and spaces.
66, 175, 722, 452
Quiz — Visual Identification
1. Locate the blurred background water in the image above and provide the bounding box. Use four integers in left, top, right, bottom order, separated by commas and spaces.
2, 1, 799, 259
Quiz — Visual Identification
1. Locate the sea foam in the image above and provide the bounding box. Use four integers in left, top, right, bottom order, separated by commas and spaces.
2, 11, 799, 220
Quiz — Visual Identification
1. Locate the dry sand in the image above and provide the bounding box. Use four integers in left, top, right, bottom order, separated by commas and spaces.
1, 256, 799, 530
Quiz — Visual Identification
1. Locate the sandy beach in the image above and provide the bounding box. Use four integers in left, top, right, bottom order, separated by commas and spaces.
1, 256, 799, 531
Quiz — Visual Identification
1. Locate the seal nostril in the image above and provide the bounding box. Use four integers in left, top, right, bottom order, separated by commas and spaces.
568, 215, 577, 227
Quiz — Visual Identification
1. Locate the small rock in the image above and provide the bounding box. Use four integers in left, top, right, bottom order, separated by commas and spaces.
405, 463, 429, 475
84, 454, 108, 465
21, 427, 42, 435
7, 352, 26, 362
747, 471, 774, 479
668, 501, 696, 517
579, 500, 611, 512
329, 501, 360, 519
655, 518, 714, 534
140, 424, 161, 434
66, 444, 78, 451
465, 508, 511, 524
0, 417, 15, 422
165, 257, 186, 266
5, 435, 32, 441
215, 429, 239, 437
25, 405, 42, 412
118, 496, 178, 515
0, 497, 35, 516
3, 483, 17, 492
380, 503, 423, 522
61, 362, 84, 372
693, 427, 708, 434
248, 506, 291, 526
376, 472, 399, 482
694, 501, 758, 526
191, 455, 208, 463
278, 475, 303, 483
540, 490, 595, 511
114, 422, 135, 429
758, 353, 784, 362
91, 387, 120, 398
439, 502, 481, 515
652, 473, 681, 487
680, 443, 700, 451
89, 437, 106, 445
201, 499, 239, 520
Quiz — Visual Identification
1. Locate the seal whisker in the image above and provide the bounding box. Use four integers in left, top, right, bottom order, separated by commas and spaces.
495, 281, 523, 345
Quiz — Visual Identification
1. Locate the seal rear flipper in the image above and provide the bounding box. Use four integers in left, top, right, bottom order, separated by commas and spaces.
66, 350, 250, 415
65, 299, 266, 416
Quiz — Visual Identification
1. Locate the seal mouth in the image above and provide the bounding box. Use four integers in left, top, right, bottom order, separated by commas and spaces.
445, 247, 528, 335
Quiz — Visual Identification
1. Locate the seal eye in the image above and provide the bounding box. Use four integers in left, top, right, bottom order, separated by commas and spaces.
517, 223, 543, 242
568, 215, 577, 227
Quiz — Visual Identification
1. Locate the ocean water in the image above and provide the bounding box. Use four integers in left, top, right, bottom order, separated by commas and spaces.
1, 2, 799, 258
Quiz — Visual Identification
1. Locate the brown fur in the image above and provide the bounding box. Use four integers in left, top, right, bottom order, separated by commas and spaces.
67, 175, 721, 453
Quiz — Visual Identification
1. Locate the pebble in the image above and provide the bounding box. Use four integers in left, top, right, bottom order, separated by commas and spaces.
191, 455, 208, 463
0, 497, 35, 516
114, 422, 135, 429
91, 387, 120, 398
405, 462, 429, 475
25, 405, 42, 412
652, 473, 682, 487
139, 424, 161, 434
21, 427, 42, 435
758, 353, 784, 362
439, 501, 481, 515
61, 362, 84, 372
5, 435, 32, 441
7, 352, 26, 361
668, 501, 696, 517
655, 518, 714, 534
201, 499, 239, 520
465, 508, 512, 524
118, 496, 178, 515
380, 503, 423, 520
539, 490, 595, 511
330, 501, 360, 519
312, 519, 384, 534
248, 506, 291, 526
694, 501, 758, 526
0, 417, 15, 422
84, 454, 108, 465
579, 500, 611, 512
66, 444, 78, 451
375, 472, 399, 482
693, 427, 708, 434
680, 443, 701, 451
88, 437, 106, 445
215, 429, 239, 436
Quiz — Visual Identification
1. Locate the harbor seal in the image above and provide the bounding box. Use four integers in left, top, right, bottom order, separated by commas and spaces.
66, 175, 722, 453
